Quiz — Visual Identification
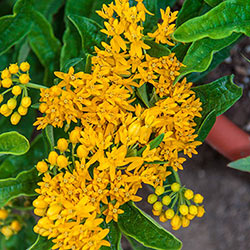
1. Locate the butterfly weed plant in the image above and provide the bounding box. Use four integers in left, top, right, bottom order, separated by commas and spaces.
0, 0, 246, 249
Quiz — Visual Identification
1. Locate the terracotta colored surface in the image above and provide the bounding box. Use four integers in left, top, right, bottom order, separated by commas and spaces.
206, 115, 250, 161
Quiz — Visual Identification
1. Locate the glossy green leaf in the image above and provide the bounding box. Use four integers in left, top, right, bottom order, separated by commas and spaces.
176, 0, 204, 27
171, 43, 190, 62
0, 0, 32, 55
126, 236, 155, 250
0, 167, 40, 207
145, 40, 171, 58
137, 84, 150, 108
101, 221, 122, 250
196, 109, 216, 142
61, 57, 84, 73
158, 0, 177, 9
174, 0, 250, 42
85, 54, 92, 74
0, 131, 29, 155
228, 156, 250, 173
68, 14, 105, 54
0, 135, 46, 179
204, 0, 223, 7
118, 203, 182, 250
45, 125, 54, 151
28, 10, 61, 85
193, 75, 242, 128
28, 235, 53, 250
34, 0, 64, 22
177, 33, 240, 80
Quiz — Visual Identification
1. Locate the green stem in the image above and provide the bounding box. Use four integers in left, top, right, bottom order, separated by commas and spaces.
26, 82, 47, 89
172, 169, 181, 185
1, 88, 12, 95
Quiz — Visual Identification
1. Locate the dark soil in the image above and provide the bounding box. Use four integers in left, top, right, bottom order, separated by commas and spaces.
122, 37, 250, 250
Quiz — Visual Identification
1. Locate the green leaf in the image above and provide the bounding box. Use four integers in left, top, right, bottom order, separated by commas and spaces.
68, 14, 105, 54
0, 167, 40, 207
44, 125, 54, 151
85, 54, 92, 74
196, 109, 216, 142
34, 0, 64, 22
101, 221, 122, 250
228, 156, 250, 173
0, 0, 32, 56
137, 84, 150, 108
0, 131, 29, 155
118, 202, 182, 250
126, 235, 155, 250
204, 0, 223, 7
193, 75, 242, 129
18, 38, 30, 63
173, 0, 250, 42
176, 0, 204, 27
145, 40, 171, 58
157, 0, 177, 9
28, 235, 53, 250
177, 33, 240, 80
171, 43, 190, 62
28, 10, 61, 85
61, 57, 84, 73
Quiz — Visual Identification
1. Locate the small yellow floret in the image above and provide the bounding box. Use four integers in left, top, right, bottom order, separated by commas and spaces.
193, 194, 204, 204
56, 155, 68, 169
1, 226, 13, 238
1, 69, 11, 79
10, 112, 21, 125
7, 98, 17, 110
36, 161, 48, 173
153, 201, 163, 211
189, 205, 198, 215
162, 195, 171, 206
33, 199, 48, 209
184, 189, 194, 200
19, 74, 30, 84
57, 138, 68, 152
165, 208, 175, 219
2, 78, 12, 88
147, 194, 158, 204
48, 151, 58, 165
21, 96, 31, 108
18, 105, 28, 116
12, 85, 22, 96
9, 64, 19, 74
0, 209, 8, 220
171, 182, 180, 192
20, 62, 30, 72
69, 129, 81, 144
197, 206, 205, 217
10, 220, 21, 232
179, 204, 189, 216
155, 186, 165, 196
181, 217, 190, 228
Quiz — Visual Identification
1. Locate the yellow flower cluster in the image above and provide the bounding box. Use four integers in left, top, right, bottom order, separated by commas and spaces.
0, 207, 22, 239
0, 62, 31, 125
33, 0, 203, 249
148, 183, 205, 230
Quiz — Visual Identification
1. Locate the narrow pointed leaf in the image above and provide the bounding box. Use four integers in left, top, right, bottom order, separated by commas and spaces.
174, 0, 250, 42
204, 0, 223, 7
118, 202, 182, 250
228, 156, 250, 173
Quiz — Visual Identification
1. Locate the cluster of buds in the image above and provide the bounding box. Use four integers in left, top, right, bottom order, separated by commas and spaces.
147, 182, 205, 230
0, 208, 22, 239
0, 62, 32, 125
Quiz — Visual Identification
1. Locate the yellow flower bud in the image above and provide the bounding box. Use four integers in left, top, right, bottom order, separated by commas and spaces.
153, 201, 163, 211
37, 217, 52, 229
0, 94, 3, 103
184, 189, 194, 200
36, 161, 48, 173
57, 155, 68, 169
12, 85, 22, 96
128, 121, 141, 137
77, 145, 88, 159
147, 194, 158, 204
186, 213, 195, 220
155, 186, 165, 196
34, 208, 46, 217
182, 217, 190, 228
0, 209, 8, 220
48, 151, 58, 165
20, 62, 30, 72
171, 182, 181, 192
2, 78, 12, 88
179, 204, 189, 216
1, 226, 13, 238
189, 205, 198, 215
159, 213, 167, 222
10, 220, 21, 232
10, 112, 21, 125
193, 194, 204, 204
33, 225, 40, 233
69, 129, 81, 144
39, 103, 47, 113
197, 206, 205, 218
152, 209, 161, 216
162, 195, 171, 206
165, 208, 175, 219
18, 105, 28, 116
7, 98, 17, 110
19, 74, 30, 84
1, 69, 11, 79
57, 138, 68, 152
21, 96, 31, 108
9, 64, 19, 74
171, 215, 181, 229
33, 199, 48, 209
47, 204, 62, 219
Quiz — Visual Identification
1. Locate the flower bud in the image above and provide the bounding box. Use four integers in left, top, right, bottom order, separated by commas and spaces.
189, 205, 198, 215
186, 213, 195, 220
39, 103, 47, 113
152, 209, 161, 216
10, 220, 21, 232
197, 206, 205, 218
12, 85, 22, 96
7, 98, 17, 110
182, 217, 190, 228
48, 151, 58, 165
36, 161, 48, 173
10, 112, 21, 125
0, 209, 8, 220
57, 138, 68, 152
1, 226, 13, 238
9, 64, 19, 74
1, 69, 11, 79
179, 204, 189, 216
128, 121, 141, 137
0, 94, 3, 103
77, 145, 88, 159
155, 186, 165, 196
70, 129, 81, 144
171, 182, 181, 192
162, 195, 171, 206
20, 62, 30, 72
57, 155, 68, 169
34, 208, 47, 217
171, 215, 181, 229
18, 105, 28, 116
184, 189, 194, 200
193, 194, 204, 204
159, 213, 167, 222
33, 199, 48, 209
47, 204, 62, 219
147, 194, 157, 204
21, 96, 31, 108
153, 201, 163, 211
19, 74, 30, 84
2, 78, 12, 88
165, 208, 175, 219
